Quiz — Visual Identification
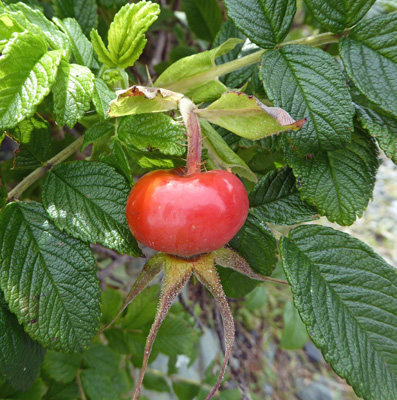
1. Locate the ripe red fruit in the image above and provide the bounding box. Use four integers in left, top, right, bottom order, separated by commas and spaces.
126, 169, 249, 257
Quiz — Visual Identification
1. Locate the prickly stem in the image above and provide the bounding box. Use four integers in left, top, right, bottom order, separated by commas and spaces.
99, 254, 166, 333
193, 254, 235, 400
132, 257, 194, 400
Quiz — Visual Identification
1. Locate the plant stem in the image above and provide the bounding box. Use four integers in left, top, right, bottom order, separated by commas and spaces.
76, 369, 87, 400
7, 135, 84, 201
165, 31, 344, 94
179, 97, 202, 175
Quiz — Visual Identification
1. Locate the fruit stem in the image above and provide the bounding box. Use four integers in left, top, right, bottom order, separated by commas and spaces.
179, 97, 202, 175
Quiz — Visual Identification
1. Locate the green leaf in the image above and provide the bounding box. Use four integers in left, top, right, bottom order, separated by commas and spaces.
200, 120, 258, 183
260, 45, 354, 153
0, 31, 63, 131
173, 381, 200, 400
53, 0, 97, 37
0, 202, 101, 352
53, 17, 94, 68
0, 171, 6, 210
7, 3, 70, 51
100, 288, 123, 327
52, 59, 94, 128
108, 86, 184, 117
83, 343, 120, 374
155, 38, 244, 103
224, 0, 296, 48
42, 351, 82, 383
122, 285, 160, 330
249, 167, 319, 225
217, 266, 258, 298
90, 29, 115, 68
0, 291, 45, 391
289, 130, 379, 225
81, 121, 114, 151
8, 378, 46, 400
143, 372, 171, 393
197, 91, 306, 140
280, 301, 308, 350
280, 225, 397, 400
118, 113, 185, 156
127, 147, 184, 170
80, 369, 117, 400
304, 0, 376, 33
244, 285, 267, 310
42, 381, 79, 400
107, 1, 160, 69
182, 0, 222, 42
42, 161, 141, 256
339, 13, 397, 118
8, 115, 51, 169
229, 211, 278, 276
92, 78, 116, 120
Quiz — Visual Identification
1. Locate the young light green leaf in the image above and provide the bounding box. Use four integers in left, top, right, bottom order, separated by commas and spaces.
0, 201, 101, 352
200, 120, 258, 182
304, 0, 376, 32
0, 31, 63, 131
118, 113, 185, 156
224, 0, 296, 48
90, 29, 115, 68
182, 0, 222, 42
107, 1, 160, 68
92, 78, 116, 120
42, 351, 82, 383
289, 131, 379, 225
280, 225, 397, 400
42, 161, 141, 256
260, 45, 354, 153
155, 38, 243, 103
53, 17, 94, 67
0, 291, 45, 391
8, 115, 51, 169
339, 13, 397, 118
109, 86, 184, 117
53, 0, 97, 37
52, 59, 94, 128
249, 167, 319, 225
280, 302, 308, 350
197, 91, 306, 140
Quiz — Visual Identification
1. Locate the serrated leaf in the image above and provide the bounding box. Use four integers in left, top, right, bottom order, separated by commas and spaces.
80, 369, 118, 400
53, 17, 94, 68
339, 13, 397, 118
289, 131, 379, 225
8, 115, 51, 169
81, 121, 114, 150
92, 78, 116, 120
280, 301, 308, 350
90, 29, 115, 68
42, 160, 141, 256
304, 0, 376, 32
83, 343, 121, 374
42, 351, 82, 383
118, 113, 185, 156
109, 85, 184, 117
53, 0, 97, 37
200, 120, 258, 183
249, 167, 319, 225
197, 91, 306, 140
0, 291, 45, 391
182, 0, 222, 42
229, 211, 278, 276
107, 1, 160, 69
260, 45, 354, 153
7, 3, 70, 51
52, 59, 94, 128
0, 201, 101, 352
280, 225, 397, 400
224, 0, 296, 48
155, 38, 244, 103
0, 31, 63, 131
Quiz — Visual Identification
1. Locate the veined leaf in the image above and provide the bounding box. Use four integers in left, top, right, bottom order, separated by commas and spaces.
81, 121, 114, 150
224, 0, 296, 48
155, 38, 244, 103
90, 29, 115, 68
304, 0, 376, 32
52, 59, 95, 128
249, 167, 319, 225
0, 31, 63, 131
217, 266, 259, 298
0, 291, 45, 391
196, 91, 305, 140
42, 351, 82, 383
280, 225, 397, 400
92, 78, 116, 120
260, 45, 354, 153
0, 202, 101, 352
339, 13, 397, 118
42, 161, 141, 256
288, 131, 379, 226
118, 113, 185, 156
